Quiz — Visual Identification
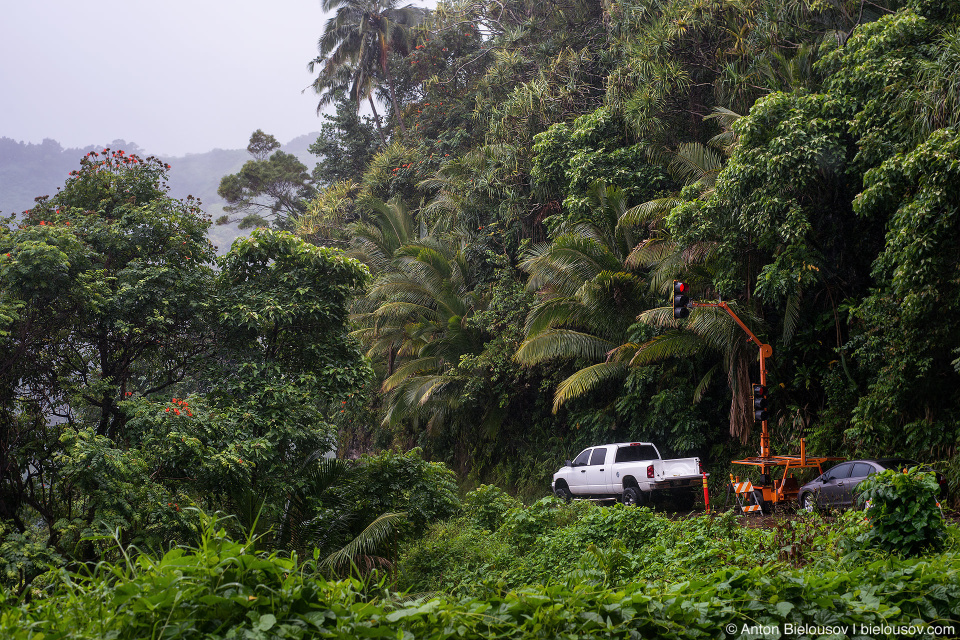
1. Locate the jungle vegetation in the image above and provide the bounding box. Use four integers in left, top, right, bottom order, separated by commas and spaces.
295, 0, 960, 502
2, 0, 960, 633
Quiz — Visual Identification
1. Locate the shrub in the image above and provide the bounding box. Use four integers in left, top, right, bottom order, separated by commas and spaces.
350, 448, 461, 535
0, 524, 63, 595
397, 518, 517, 594
5, 517, 960, 640
499, 497, 591, 548
856, 466, 946, 555
461, 484, 522, 532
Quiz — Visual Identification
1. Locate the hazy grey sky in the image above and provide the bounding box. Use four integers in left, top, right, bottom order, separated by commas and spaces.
1, 1, 334, 155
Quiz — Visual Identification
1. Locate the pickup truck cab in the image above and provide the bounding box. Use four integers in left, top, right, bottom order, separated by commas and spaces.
552, 442, 704, 506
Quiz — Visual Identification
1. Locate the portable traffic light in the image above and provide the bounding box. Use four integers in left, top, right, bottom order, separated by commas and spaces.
753, 384, 768, 421
673, 281, 690, 319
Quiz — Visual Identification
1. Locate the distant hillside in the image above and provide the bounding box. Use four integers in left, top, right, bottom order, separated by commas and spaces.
0, 134, 320, 253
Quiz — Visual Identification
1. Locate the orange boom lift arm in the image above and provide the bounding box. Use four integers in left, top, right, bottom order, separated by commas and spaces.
673, 282, 842, 508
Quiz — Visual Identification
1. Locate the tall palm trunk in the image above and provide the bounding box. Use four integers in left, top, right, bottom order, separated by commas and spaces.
367, 94, 388, 144
383, 63, 406, 135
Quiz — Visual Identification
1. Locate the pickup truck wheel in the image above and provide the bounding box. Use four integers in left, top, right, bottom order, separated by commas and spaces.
622, 487, 645, 507
554, 484, 572, 502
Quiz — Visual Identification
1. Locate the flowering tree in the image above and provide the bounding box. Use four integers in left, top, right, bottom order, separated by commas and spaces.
0, 152, 370, 573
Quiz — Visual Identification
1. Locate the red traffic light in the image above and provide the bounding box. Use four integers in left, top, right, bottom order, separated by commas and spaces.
753, 384, 768, 421
673, 281, 689, 319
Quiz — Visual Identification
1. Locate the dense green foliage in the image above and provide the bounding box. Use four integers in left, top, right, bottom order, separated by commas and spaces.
6, 0, 960, 630
288, 0, 960, 503
2, 506, 958, 639
0, 153, 380, 590
401, 497, 771, 594
857, 468, 947, 556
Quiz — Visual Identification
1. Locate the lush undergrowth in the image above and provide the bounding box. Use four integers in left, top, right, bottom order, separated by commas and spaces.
3, 496, 958, 639
397, 486, 956, 596
399, 498, 782, 594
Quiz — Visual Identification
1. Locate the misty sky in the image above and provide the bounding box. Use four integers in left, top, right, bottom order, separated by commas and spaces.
1, 1, 342, 155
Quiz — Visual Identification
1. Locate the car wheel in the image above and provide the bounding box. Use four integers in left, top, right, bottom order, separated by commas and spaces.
801, 492, 817, 514
622, 486, 645, 507
554, 483, 572, 502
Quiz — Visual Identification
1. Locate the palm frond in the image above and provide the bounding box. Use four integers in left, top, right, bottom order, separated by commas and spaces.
552, 362, 629, 412
782, 293, 801, 346
619, 198, 681, 228
382, 356, 442, 391
515, 329, 615, 365
628, 331, 707, 367
322, 512, 407, 574
692, 363, 720, 403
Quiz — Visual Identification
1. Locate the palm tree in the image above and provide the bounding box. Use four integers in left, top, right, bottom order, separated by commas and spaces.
625, 300, 764, 444
345, 198, 494, 438
357, 235, 488, 429
309, 61, 387, 144
517, 120, 764, 441
515, 183, 649, 412
344, 196, 418, 376
612, 117, 765, 442
310, 0, 426, 136
622, 112, 737, 293
347, 195, 418, 274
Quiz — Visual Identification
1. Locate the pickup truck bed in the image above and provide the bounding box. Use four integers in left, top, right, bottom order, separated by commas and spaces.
552, 442, 704, 505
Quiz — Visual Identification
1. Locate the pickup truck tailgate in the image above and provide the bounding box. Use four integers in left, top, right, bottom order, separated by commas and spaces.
656, 457, 700, 479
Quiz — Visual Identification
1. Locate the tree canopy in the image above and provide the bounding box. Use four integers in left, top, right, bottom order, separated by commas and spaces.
0, 151, 371, 569
297, 0, 960, 501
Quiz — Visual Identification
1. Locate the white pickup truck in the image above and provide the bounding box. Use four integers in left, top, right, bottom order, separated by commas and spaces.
552, 442, 705, 506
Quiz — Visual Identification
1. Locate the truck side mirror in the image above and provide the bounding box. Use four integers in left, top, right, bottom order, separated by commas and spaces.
565, 459, 573, 468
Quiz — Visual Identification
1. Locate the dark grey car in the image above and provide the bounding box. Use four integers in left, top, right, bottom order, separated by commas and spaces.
797, 458, 943, 512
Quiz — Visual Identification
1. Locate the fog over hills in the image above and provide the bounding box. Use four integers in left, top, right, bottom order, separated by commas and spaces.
0, 133, 320, 253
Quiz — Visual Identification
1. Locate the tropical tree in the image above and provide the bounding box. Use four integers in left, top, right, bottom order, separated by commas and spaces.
515, 183, 649, 411
217, 130, 316, 230
356, 235, 488, 428
310, 53, 388, 143
847, 127, 960, 458
0, 153, 373, 566
344, 196, 419, 375
310, 0, 427, 136
515, 182, 721, 455
0, 150, 216, 549
626, 298, 764, 444
310, 91, 382, 187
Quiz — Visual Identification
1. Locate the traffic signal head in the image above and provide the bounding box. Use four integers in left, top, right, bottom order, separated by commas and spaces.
673, 281, 689, 319
753, 384, 768, 421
